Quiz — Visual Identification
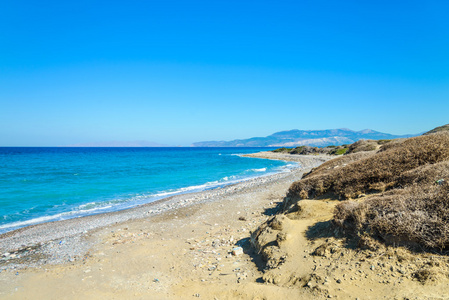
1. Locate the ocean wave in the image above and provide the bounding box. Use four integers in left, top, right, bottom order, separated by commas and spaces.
0, 203, 119, 233
0, 159, 298, 234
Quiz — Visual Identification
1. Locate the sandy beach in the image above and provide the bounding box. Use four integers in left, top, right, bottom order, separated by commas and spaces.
2, 151, 448, 299
0, 152, 328, 299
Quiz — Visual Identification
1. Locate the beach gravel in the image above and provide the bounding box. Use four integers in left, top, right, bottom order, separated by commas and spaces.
0, 152, 329, 270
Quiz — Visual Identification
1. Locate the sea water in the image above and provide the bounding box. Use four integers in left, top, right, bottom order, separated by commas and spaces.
0, 147, 295, 234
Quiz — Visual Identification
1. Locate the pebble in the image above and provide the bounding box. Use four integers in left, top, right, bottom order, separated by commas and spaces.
232, 247, 244, 256
0, 157, 320, 273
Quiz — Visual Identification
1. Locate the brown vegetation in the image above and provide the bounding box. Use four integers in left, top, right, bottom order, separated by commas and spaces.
272, 139, 391, 157
424, 123, 449, 135
283, 132, 449, 250
334, 183, 449, 249
346, 139, 380, 153
286, 132, 449, 201
272, 145, 349, 155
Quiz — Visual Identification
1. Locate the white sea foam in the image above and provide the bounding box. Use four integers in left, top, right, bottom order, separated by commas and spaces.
0, 201, 124, 233
0, 211, 77, 232
0, 157, 299, 234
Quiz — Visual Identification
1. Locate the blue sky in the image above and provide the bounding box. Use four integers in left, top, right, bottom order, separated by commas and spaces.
1, 1, 448, 146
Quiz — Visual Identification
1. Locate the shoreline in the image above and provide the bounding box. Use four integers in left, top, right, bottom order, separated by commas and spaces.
0, 152, 329, 270
3, 151, 443, 299
0, 147, 287, 237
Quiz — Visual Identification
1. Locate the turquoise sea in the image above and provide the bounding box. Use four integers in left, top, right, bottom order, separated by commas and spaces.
0, 147, 294, 234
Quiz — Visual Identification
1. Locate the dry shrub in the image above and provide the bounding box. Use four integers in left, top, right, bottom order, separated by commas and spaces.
346, 139, 379, 154
424, 123, 449, 135
376, 138, 406, 152
333, 200, 366, 229
299, 189, 308, 199
413, 269, 433, 284
285, 152, 375, 207
287, 132, 449, 201
333, 183, 449, 250
357, 234, 383, 251
303, 151, 375, 178
283, 132, 449, 250
286, 145, 348, 156
289, 146, 319, 155
396, 161, 449, 187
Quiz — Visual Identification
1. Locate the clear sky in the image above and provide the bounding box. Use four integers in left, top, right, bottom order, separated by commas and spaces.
1, 0, 448, 146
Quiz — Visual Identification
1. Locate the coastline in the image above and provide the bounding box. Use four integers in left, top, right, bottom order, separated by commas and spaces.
241, 151, 332, 164
2, 151, 446, 299
0, 152, 329, 269
0, 147, 290, 236
0, 152, 333, 299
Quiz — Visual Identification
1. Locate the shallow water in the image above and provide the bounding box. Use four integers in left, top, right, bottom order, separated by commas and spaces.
0, 147, 294, 233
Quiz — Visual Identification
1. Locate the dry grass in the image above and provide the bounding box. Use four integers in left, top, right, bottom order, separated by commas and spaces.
283, 132, 449, 250
346, 139, 380, 154
287, 132, 449, 201
334, 183, 449, 249
396, 161, 449, 187
424, 123, 449, 135
271, 139, 388, 156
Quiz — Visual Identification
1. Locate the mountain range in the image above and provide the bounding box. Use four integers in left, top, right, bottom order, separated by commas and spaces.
192, 128, 417, 147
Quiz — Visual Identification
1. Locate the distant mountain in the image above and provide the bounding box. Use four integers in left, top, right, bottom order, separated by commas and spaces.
65, 140, 170, 147
192, 128, 416, 147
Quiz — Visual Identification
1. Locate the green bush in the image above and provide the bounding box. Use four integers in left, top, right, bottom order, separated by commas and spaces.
271, 147, 292, 153
334, 148, 348, 155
